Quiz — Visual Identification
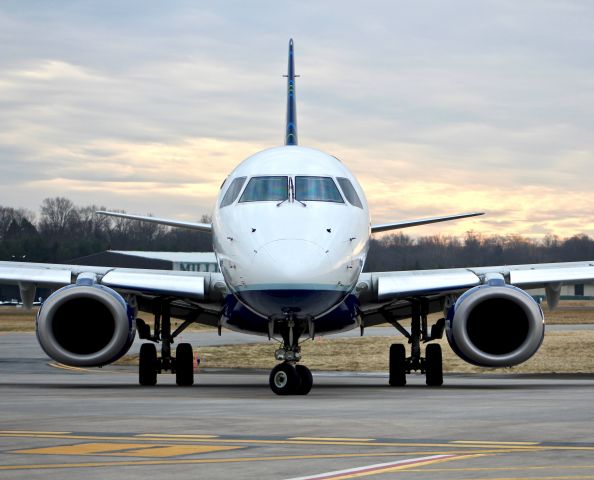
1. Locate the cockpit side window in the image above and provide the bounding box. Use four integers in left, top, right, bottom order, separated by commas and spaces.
239, 176, 288, 202
220, 176, 247, 207
295, 176, 344, 203
336, 177, 363, 208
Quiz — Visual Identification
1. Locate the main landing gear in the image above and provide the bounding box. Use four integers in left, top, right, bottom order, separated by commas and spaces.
269, 317, 313, 395
384, 300, 445, 387
136, 301, 196, 387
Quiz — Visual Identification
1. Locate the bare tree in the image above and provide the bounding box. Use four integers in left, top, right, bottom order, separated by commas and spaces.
39, 197, 79, 238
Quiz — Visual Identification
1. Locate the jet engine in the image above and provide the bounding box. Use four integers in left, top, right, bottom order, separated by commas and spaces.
446, 284, 544, 367
36, 283, 136, 367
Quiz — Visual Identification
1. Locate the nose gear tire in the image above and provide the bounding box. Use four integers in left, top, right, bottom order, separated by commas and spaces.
295, 365, 313, 395
270, 363, 300, 395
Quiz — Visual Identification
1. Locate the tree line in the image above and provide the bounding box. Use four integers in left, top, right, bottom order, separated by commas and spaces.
364, 231, 594, 271
0, 198, 212, 263
1, 197, 592, 270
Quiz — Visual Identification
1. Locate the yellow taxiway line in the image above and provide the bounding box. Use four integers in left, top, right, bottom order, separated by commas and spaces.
0, 451, 479, 471
136, 433, 219, 439
4, 431, 594, 454
289, 437, 375, 442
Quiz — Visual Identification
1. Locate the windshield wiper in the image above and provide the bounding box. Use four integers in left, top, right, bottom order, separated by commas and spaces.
289, 177, 307, 206
277, 177, 291, 206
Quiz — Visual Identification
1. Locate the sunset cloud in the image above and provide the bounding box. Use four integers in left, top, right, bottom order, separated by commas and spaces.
0, 1, 592, 237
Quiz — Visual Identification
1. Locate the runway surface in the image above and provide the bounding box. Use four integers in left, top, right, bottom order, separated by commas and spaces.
1, 332, 594, 479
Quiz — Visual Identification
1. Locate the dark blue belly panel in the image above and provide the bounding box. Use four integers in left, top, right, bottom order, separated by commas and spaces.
223, 293, 360, 335
236, 288, 346, 317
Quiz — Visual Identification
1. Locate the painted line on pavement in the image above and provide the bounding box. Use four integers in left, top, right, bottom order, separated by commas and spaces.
284, 454, 475, 480
136, 433, 219, 439
446, 476, 594, 480
407, 464, 594, 474
0, 451, 466, 471
0, 431, 584, 452
290, 437, 374, 442
15, 442, 242, 457
0, 430, 70, 435
451, 440, 540, 446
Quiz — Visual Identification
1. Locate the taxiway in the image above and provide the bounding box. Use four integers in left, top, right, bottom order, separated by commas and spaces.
1, 332, 594, 479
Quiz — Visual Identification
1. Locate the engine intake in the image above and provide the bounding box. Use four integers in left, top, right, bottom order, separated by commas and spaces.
446, 284, 544, 367
36, 284, 135, 367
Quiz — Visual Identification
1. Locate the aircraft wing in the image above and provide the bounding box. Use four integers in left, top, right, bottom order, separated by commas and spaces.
0, 261, 226, 308
95, 211, 212, 232
357, 260, 594, 323
371, 212, 484, 233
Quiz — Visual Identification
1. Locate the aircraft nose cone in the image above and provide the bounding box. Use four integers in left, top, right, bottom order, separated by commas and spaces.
256, 239, 331, 282
238, 239, 345, 317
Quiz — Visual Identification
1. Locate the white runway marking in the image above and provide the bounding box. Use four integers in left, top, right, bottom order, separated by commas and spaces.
284, 454, 456, 479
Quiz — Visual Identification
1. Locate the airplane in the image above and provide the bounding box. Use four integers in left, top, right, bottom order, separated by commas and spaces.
1, 39, 593, 395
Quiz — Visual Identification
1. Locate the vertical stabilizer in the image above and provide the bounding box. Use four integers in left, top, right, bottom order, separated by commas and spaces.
285, 39, 298, 145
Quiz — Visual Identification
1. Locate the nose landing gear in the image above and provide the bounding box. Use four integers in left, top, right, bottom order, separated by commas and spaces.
268, 317, 313, 395
269, 362, 313, 395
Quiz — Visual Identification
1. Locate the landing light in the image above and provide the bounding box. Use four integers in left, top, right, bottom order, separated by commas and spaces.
275, 349, 286, 361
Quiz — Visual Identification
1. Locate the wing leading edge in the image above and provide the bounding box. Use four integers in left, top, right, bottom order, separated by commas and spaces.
371, 212, 484, 234
96, 211, 212, 232
0, 261, 225, 301
359, 260, 594, 306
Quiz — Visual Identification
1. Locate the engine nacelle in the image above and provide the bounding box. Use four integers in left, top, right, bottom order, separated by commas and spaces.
446, 284, 544, 367
36, 284, 136, 367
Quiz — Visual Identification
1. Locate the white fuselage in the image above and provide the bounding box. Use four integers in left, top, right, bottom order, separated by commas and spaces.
212, 146, 370, 325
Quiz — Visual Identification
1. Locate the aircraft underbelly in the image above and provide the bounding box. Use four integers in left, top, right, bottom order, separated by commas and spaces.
236, 287, 348, 318
221, 292, 360, 336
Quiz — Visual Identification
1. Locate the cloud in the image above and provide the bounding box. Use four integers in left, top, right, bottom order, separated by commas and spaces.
0, 1, 592, 238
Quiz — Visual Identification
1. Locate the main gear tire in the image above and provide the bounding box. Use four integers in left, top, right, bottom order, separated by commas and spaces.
389, 343, 406, 386
139, 343, 158, 386
175, 343, 194, 386
425, 343, 443, 386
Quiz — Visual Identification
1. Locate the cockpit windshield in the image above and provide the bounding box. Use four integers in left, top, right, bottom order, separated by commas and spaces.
295, 176, 344, 203
220, 176, 247, 207
239, 176, 289, 202
336, 177, 363, 208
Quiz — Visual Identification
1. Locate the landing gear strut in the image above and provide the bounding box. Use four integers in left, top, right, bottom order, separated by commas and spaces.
268, 316, 313, 395
137, 300, 196, 386
384, 300, 444, 387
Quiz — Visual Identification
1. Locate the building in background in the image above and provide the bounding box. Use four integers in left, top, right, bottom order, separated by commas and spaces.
528, 284, 594, 302
112, 251, 219, 272
65, 251, 219, 273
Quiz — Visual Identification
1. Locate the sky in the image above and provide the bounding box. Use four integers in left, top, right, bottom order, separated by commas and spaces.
0, 0, 592, 238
